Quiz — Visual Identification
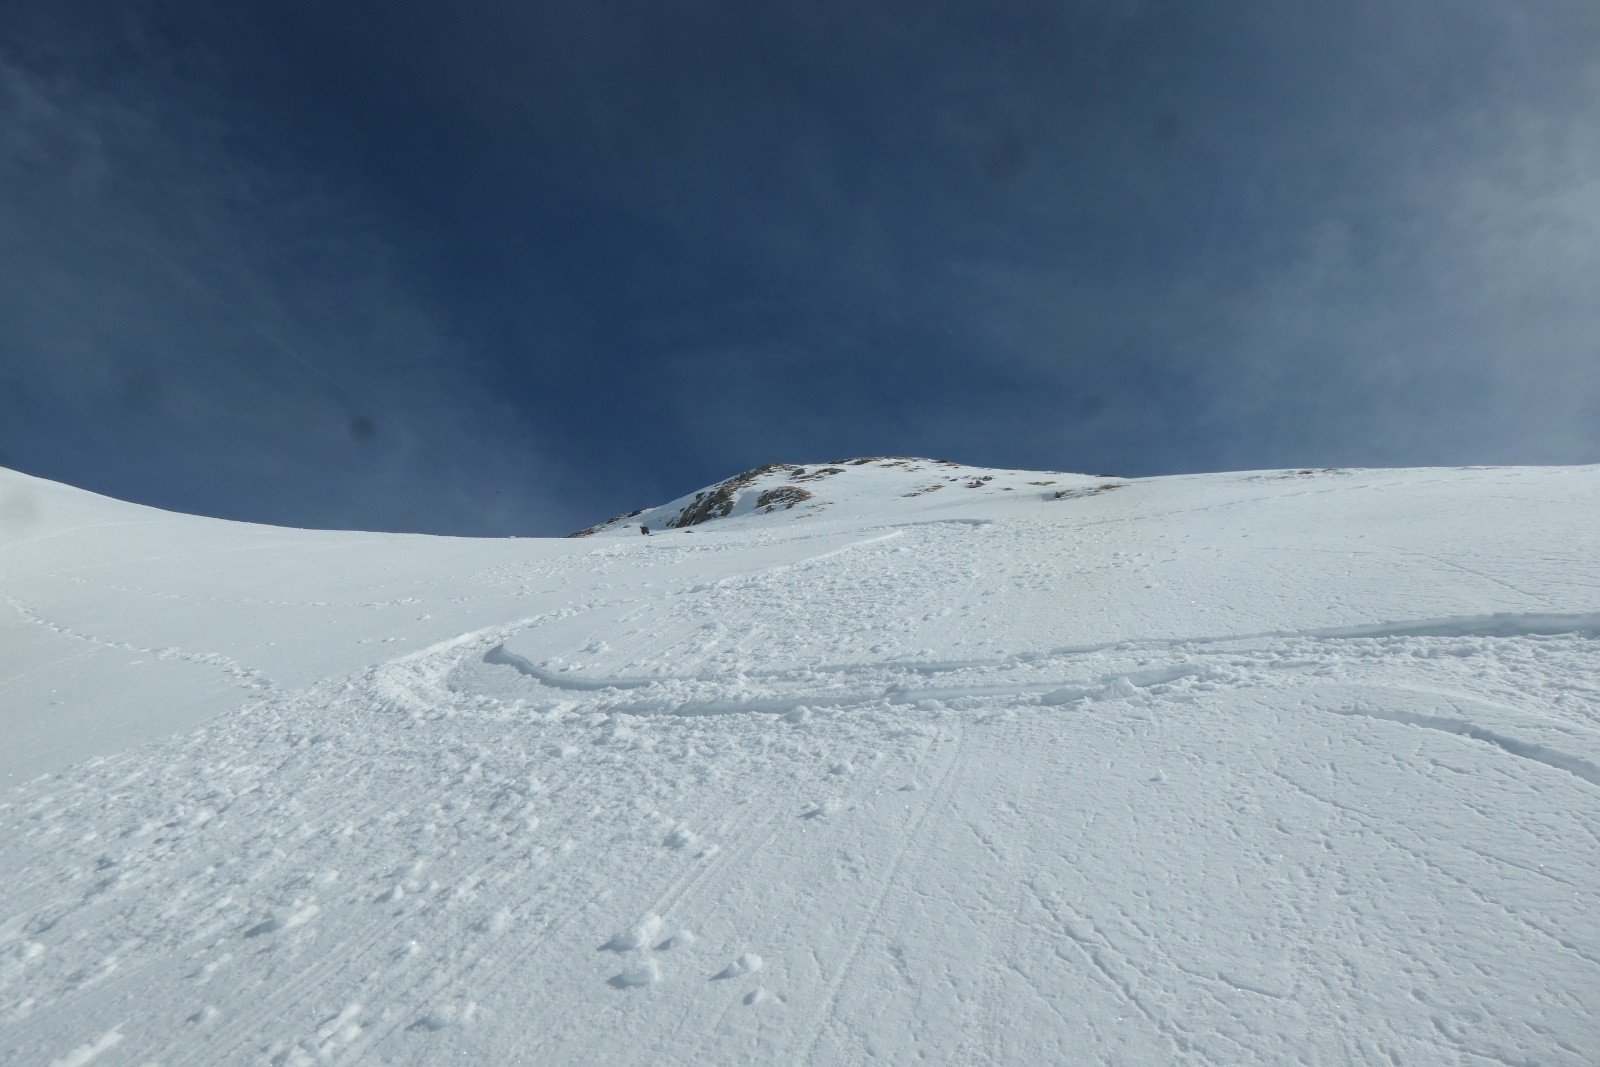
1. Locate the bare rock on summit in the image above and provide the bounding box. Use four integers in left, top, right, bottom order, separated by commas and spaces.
565, 456, 1096, 537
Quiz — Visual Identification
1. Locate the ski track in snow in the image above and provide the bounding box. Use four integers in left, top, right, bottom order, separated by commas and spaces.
3, 592, 274, 693
4, 461, 1600, 1064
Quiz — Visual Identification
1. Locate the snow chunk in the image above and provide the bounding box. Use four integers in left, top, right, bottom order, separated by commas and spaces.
605, 913, 665, 952
716, 953, 763, 980
610, 958, 663, 988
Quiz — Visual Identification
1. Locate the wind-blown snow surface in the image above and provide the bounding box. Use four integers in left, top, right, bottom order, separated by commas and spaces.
3, 459, 1599, 1064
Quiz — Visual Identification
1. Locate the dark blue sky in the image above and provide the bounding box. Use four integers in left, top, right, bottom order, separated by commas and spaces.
4, 1, 1598, 535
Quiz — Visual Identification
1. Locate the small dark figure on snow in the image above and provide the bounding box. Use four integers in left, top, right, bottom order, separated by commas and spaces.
639, 524, 651, 536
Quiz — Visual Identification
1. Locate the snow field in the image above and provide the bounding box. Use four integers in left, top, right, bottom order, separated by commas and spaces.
2, 461, 1599, 1063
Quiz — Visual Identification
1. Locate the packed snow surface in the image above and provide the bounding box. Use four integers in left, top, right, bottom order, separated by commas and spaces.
3, 458, 1599, 1064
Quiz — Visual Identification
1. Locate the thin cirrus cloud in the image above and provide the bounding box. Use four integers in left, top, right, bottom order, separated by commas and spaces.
951, 4, 1600, 473
549, 0, 1600, 479
1189, 47, 1600, 471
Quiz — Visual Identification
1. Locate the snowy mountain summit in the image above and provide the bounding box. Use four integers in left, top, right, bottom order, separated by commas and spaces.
569, 456, 1123, 535
3, 461, 1600, 1064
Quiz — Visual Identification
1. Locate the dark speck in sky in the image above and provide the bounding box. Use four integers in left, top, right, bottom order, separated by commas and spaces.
348, 416, 377, 445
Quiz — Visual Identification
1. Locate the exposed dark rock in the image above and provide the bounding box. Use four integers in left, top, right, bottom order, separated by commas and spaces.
667, 463, 803, 528
1052, 483, 1124, 500
756, 486, 813, 512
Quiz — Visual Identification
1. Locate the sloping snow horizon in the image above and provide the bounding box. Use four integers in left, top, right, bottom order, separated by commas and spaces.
4, 458, 1599, 1064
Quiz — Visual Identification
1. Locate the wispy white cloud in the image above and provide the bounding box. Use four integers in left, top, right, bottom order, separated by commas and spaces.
1194, 51, 1600, 468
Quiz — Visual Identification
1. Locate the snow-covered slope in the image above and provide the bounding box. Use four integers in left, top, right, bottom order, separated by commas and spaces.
3, 460, 1599, 1064
566, 457, 1125, 536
